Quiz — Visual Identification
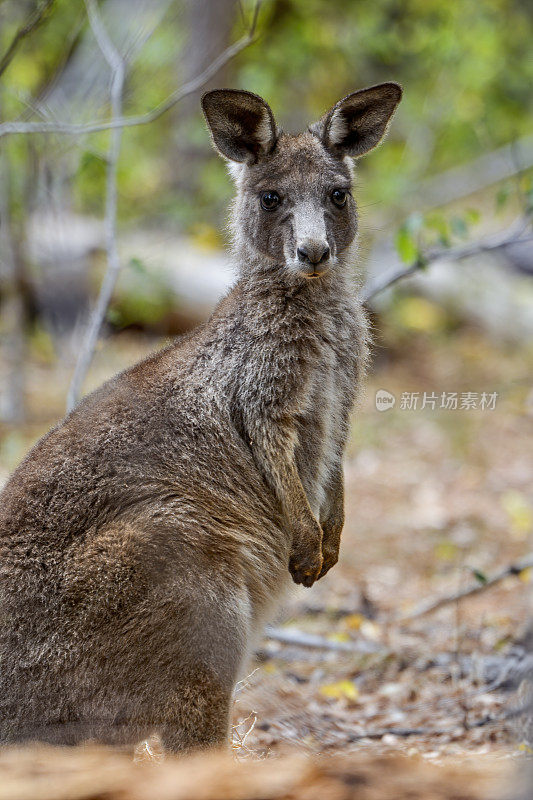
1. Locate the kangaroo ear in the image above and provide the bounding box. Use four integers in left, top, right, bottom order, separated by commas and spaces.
202, 89, 277, 164
315, 82, 402, 158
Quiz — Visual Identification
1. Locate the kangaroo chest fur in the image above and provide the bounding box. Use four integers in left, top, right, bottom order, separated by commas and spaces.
216, 274, 365, 522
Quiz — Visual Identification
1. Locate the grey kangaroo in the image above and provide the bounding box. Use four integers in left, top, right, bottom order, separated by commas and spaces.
0, 83, 401, 752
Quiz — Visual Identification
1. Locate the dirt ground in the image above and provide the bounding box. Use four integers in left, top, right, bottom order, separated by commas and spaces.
0, 317, 532, 777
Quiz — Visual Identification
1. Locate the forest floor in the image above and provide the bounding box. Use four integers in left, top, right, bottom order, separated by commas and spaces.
0, 316, 532, 772
234, 322, 533, 764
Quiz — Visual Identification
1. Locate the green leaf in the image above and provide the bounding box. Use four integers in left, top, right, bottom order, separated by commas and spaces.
525, 185, 533, 215
129, 257, 148, 275
465, 208, 481, 225
395, 225, 418, 264
471, 569, 488, 584
425, 213, 451, 248
450, 215, 469, 239
495, 185, 511, 211
106, 307, 121, 326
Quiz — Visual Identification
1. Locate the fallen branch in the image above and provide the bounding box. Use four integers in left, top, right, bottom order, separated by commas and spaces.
395, 553, 533, 623
342, 713, 499, 745
264, 626, 384, 654
347, 700, 533, 746
0, 1, 262, 140
0, 0, 56, 80
361, 216, 533, 303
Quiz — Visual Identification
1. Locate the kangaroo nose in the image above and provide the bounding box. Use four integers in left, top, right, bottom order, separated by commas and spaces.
297, 241, 330, 270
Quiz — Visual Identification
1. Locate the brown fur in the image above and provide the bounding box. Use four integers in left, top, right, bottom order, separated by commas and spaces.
0, 84, 401, 752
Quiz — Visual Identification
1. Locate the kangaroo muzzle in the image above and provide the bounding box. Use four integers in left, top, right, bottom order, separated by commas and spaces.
297, 239, 331, 274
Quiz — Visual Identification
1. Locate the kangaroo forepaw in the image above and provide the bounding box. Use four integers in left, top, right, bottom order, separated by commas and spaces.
317, 544, 339, 579
289, 550, 323, 587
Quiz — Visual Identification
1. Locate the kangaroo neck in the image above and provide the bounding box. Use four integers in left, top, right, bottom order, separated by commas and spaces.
235, 260, 351, 315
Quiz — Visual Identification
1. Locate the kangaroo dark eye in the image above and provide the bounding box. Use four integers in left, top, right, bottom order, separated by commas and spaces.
260, 191, 280, 210
331, 189, 347, 208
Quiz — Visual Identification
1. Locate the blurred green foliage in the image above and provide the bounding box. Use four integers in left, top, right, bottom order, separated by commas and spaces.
108, 257, 177, 329
395, 207, 482, 264
1, 0, 532, 231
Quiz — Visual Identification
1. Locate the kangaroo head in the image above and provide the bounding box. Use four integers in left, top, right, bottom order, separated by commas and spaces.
202, 84, 402, 281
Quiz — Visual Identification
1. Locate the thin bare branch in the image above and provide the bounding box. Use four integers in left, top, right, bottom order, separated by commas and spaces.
0, 150, 26, 422
66, 0, 125, 412
0, 1, 262, 139
65, 2, 261, 410
84, 0, 123, 73
265, 626, 384, 654
394, 553, 533, 623
361, 216, 533, 303
0, 0, 56, 79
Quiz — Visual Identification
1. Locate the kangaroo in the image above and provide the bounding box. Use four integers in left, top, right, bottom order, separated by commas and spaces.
0, 83, 401, 753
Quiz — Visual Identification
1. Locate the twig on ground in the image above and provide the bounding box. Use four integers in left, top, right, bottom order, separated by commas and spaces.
344, 700, 532, 747
0, 0, 56, 80
234, 668, 260, 697
232, 711, 258, 753
394, 553, 533, 623
341, 714, 499, 745
361, 216, 533, 303
66, 0, 125, 412
265, 626, 384, 654
0, 1, 262, 139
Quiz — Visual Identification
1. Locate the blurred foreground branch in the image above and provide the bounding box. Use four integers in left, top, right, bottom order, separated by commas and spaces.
0, 0, 56, 80
395, 552, 533, 623
362, 214, 533, 303
0, 2, 261, 140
